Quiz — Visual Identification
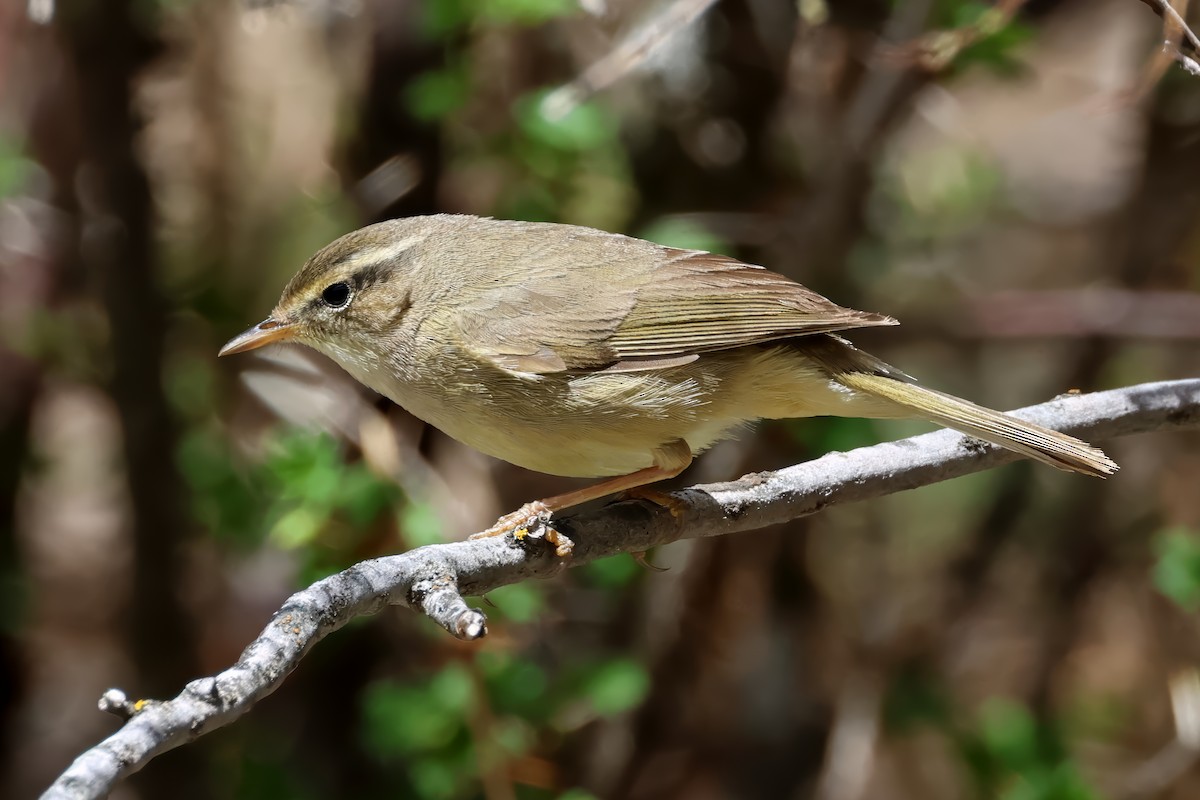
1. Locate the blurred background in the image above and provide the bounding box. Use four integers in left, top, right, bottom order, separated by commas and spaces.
4, 0, 1200, 797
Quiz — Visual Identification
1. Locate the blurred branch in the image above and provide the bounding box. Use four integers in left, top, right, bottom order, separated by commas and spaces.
57, 0, 199, 704
1134, 0, 1196, 93
879, 0, 1029, 73
1147, 0, 1200, 74
883, 0, 1200, 88
961, 289, 1200, 338
543, 0, 719, 118
845, 0, 936, 152
816, 669, 883, 800
42, 379, 1200, 800
1120, 670, 1200, 798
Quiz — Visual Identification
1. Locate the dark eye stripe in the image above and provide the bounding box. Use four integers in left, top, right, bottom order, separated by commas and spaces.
308, 264, 393, 313
352, 264, 391, 291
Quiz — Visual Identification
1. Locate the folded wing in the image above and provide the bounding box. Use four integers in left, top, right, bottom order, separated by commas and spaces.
454, 230, 896, 376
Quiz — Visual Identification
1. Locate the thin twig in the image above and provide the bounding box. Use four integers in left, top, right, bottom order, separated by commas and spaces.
1159, 0, 1200, 78
1155, 0, 1200, 54
41, 379, 1200, 800
877, 0, 1029, 73
1138, 0, 1200, 77
542, 0, 719, 118
1120, 671, 1200, 798
816, 670, 884, 800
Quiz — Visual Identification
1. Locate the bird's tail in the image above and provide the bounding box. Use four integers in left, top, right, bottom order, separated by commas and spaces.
836, 371, 1117, 478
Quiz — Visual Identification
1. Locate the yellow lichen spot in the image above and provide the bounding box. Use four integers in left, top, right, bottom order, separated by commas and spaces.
133, 699, 149, 712
513, 527, 529, 541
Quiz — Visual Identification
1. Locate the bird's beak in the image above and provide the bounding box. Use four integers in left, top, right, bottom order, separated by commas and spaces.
218, 318, 296, 356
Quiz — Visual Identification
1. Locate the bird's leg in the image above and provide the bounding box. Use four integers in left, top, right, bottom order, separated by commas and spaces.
471, 440, 693, 557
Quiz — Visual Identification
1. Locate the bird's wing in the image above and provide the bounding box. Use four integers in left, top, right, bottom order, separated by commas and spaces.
453, 267, 632, 374
606, 249, 896, 360
454, 234, 896, 376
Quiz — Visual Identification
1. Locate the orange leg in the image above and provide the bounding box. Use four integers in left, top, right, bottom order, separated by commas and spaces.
471, 439, 693, 556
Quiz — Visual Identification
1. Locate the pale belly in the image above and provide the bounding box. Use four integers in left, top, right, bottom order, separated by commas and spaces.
338, 344, 893, 478
396, 364, 741, 477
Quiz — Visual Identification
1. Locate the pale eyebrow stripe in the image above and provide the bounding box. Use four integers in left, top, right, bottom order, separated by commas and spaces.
340, 234, 427, 271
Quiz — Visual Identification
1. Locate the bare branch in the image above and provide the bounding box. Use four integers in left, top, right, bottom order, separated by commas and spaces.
42, 379, 1200, 800
816, 670, 884, 800
1154, 0, 1200, 55
1139, 0, 1200, 76
878, 0, 1030, 73
1120, 670, 1200, 798
542, 0, 719, 119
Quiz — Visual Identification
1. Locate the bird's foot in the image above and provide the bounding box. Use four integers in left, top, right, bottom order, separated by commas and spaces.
620, 487, 688, 520
472, 500, 552, 539
469, 501, 574, 557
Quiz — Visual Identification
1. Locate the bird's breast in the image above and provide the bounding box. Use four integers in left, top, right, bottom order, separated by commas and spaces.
350, 351, 742, 477
329, 343, 858, 478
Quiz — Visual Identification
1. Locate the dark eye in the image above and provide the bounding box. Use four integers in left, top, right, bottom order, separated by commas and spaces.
321, 282, 351, 308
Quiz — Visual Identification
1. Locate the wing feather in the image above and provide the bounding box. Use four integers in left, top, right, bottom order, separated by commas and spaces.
607, 251, 895, 358
451, 223, 895, 376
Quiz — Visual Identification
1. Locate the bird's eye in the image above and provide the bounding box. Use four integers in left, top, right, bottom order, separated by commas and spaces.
321, 282, 351, 308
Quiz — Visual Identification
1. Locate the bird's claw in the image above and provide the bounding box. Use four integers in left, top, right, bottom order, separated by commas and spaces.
470, 501, 574, 557
620, 487, 688, 520
631, 550, 668, 572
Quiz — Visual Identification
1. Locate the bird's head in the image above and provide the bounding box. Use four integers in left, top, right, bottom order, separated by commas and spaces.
218, 219, 440, 364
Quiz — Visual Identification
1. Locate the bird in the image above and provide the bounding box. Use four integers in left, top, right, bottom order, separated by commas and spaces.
220, 214, 1117, 552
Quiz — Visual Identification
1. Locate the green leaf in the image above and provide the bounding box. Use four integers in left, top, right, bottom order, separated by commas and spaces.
1060, 692, 1127, 742
479, 0, 577, 25
337, 468, 396, 526
405, 66, 471, 122
930, 0, 1032, 75
558, 790, 601, 800
0, 136, 32, 199
260, 430, 400, 552
783, 416, 880, 455
361, 665, 473, 758
164, 355, 217, 420
176, 429, 267, 547
400, 501, 444, 546
1000, 764, 1097, 800
1153, 527, 1200, 610
265, 432, 342, 507
419, 0, 472, 38
486, 583, 544, 624
235, 756, 321, 800
583, 658, 649, 716
491, 716, 536, 757
517, 91, 617, 153
270, 505, 326, 549
979, 698, 1039, 770
430, 663, 475, 715
582, 554, 641, 588
410, 758, 462, 799
478, 652, 548, 716
636, 217, 731, 254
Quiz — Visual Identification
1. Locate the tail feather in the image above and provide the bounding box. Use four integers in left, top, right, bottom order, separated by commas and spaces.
837, 372, 1118, 478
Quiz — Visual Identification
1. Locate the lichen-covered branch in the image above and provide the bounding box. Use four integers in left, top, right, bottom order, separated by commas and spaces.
42, 379, 1200, 800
